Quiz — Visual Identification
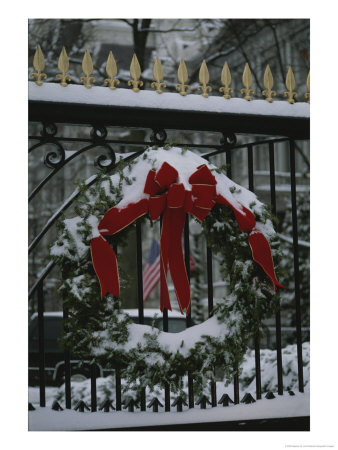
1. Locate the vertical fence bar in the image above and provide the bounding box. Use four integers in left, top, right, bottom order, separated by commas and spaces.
206, 247, 214, 317
233, 363, 240, 404
226, 146, 239, 404
184, 218, 194, 409
37, 282, 45, 407
163, 307, 170, 411
160, 215, 171, 411
248, 144, 262, 400
207, 246, 217, 407
226, 148, 232, 179
269, 142, 284, 395
254, 339, 262, 400
112, 241, 122, 410
247, 143, 254, 192
63, 306, 71, 409
136, 221, 146, 411
90, 363, 97, 412
115, 368, 122, 411
136, 221, 144, 326
289, 139, 304, 393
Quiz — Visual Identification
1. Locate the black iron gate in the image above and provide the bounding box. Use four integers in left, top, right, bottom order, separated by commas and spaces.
28, 89, 309, 430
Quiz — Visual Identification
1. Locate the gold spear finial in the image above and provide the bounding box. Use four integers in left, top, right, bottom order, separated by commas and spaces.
176, 59, 190, 96
305, 71, 310, 103
197, 60, 212, 98
240, 63, 255, 101
284, 66, 297, 104
56, 47, 71, 87
128, 53, 143, 92
80, 49, 96, 88
31, 44, 47, 86
104, 51, 120, 90
262, 64, 276, 102
219, 61, 233, 99
151, 56, 166, 94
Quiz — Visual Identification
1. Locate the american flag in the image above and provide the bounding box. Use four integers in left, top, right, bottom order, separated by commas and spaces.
143, 238, 161, 301
143, 237, 196, 301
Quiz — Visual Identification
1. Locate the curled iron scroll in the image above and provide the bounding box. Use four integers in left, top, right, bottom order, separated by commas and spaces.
150, 129, 167, 146
94, 145, 116, 171
220, 132, 237, 147
40, 122, 66, 169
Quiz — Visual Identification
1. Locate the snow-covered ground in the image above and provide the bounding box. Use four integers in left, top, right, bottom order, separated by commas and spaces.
29, 392, 309, 431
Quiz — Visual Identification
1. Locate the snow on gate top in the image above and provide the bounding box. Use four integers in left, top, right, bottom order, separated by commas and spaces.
28, 81, 310, 118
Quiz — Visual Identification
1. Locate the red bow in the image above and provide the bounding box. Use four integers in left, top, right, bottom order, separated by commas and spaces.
90, 162, 284, 314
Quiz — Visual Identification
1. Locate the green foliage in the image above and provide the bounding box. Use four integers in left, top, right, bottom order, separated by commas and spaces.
50, 147, 282, 398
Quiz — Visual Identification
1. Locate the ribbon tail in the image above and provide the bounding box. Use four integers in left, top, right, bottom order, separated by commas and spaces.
91, 199, 149, 300
248, 230, 285, 291
90, 235, 119, 298
160, 209, 172, 312
168, 208, 190, 314
216, 195, 256, 232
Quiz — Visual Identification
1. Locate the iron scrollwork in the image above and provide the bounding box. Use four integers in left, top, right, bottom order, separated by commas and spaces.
91, 125, 116, 171
220, 132, 237, 148
150, 129, 167, 146
41, 122, 66, 169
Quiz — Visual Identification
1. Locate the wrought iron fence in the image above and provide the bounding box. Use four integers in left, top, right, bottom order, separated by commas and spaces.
28, 49, 309, 429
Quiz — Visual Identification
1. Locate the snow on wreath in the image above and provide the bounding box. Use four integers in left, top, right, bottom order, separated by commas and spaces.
90, 147, 284, 314
51, 146, 284, 396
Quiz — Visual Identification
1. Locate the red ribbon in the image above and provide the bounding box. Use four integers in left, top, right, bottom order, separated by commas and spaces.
90, 162, 284, 314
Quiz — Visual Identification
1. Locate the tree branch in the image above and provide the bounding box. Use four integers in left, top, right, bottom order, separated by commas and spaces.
265, 19, 285, 83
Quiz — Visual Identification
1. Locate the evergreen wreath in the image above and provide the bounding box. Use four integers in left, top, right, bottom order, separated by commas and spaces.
50, 146, 282, 398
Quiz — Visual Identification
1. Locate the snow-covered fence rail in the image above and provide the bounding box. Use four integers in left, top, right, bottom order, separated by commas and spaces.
28, 62, 309, 430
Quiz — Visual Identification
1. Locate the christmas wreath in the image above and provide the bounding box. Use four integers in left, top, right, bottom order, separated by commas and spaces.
51, 146, 283, 397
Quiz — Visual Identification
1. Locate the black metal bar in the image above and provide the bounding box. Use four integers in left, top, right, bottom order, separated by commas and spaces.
136, 221, 146, 411
136, 221, 144, 326
90, 363, 97, 412
248, 144, 254, 191
63, 306, 71, 409
269, 142, 284, 395
233, 363, 240, 405
207, 247, 214, 317
227, 147, 239, 405
163, 308, 168, 332
204, 137, 291, 160
29, 135, 219, 150
115, 368, 122, 411
247, 144, 262, 399
289, 139, 304, 393
160, 214, 170, 411
206, 246, 217, 407
29, 100, 310, 139
140, 389, 146, 412
184, 218, 194, 409
268, 142, 277, 216
254, 337, 262, 400
37, 282, 45, 407
226, 148, 232, 179
164, 382, 170, 412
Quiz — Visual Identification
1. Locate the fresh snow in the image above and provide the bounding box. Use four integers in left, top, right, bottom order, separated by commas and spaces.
97, 147, 264, 222
29, 82, 310, 118
28, 392, 309, 431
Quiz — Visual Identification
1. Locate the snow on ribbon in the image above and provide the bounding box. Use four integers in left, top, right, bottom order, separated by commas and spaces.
90, 147, 284, 314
